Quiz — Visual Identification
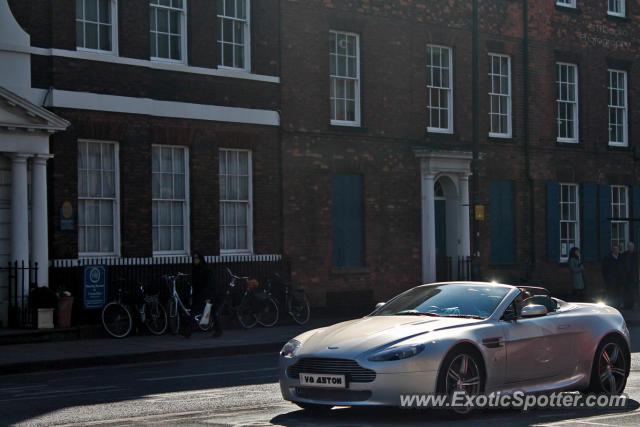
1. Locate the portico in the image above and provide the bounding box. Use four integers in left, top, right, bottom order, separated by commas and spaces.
415, 149, 473, 284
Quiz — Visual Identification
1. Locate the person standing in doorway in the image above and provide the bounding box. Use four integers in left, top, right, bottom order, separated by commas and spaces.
568, 247, 585, 301
620, 242, 638, 310
602, 244, 622, 308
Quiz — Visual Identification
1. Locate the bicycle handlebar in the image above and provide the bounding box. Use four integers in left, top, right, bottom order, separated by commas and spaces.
225, 267, 249, 281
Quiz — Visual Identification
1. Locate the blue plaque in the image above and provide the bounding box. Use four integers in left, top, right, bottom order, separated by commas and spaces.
83, 265, 107, 309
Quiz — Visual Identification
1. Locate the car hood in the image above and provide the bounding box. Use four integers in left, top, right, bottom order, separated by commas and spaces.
297, 315, 481, 358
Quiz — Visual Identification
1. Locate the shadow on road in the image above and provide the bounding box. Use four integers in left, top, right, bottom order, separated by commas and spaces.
271, 399, 640, 426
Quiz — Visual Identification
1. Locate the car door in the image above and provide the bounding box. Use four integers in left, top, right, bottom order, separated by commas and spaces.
502, 304, 564, 384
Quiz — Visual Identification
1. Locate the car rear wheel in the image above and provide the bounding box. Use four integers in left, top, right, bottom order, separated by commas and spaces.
588, 335, 629, 394
436, 346, 485, 413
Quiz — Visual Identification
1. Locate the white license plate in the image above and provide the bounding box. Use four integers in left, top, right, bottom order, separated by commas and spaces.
299, 373, 346, 389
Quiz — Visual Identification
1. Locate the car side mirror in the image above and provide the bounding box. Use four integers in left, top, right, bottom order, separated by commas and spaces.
375, 302, 385, 310
521, 304, 548, 318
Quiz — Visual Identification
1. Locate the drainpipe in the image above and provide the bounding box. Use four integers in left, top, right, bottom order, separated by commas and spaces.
523, 0, 535, 278
471, 0, 479, 264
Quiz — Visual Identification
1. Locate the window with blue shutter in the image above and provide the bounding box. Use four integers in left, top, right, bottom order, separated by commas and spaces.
581, 184, 597, 262
332, 174, 364, 267
490, 181, 515, 264
546, 182, 560, 262
599, 184, 612, 259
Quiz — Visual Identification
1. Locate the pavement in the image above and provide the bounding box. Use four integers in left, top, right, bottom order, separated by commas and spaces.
0, 316, 350, 376
2, 309, 640, 377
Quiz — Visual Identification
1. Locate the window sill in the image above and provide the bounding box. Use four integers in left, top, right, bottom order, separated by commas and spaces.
331, 266, 369, 275
556, 139, 580, 147
607, 144, 631, 151
555, 4, 581, 14
328, 124, 368, 133
488, 135, 514, 143
606, 13, 630, 23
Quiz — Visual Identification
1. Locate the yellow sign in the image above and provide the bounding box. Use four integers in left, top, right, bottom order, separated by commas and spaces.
475, 205, 485, 221
62, 201, 74, 219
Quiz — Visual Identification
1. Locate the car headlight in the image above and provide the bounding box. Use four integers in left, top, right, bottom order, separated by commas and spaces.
280, 339, 301, 358
368, 343, 425, 362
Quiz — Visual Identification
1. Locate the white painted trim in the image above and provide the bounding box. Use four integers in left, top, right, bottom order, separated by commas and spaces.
46, 89, 279, 126
53, 254, 282, 266
219, 148, 253, 255
77, 139, 121, 258
151, 144, 190, 256
12, 45, 280, 83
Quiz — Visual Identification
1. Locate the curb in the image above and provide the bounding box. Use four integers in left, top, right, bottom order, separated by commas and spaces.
0, 341, 286, 376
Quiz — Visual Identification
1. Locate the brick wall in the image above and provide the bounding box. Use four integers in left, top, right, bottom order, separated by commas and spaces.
49, 109, 282, 259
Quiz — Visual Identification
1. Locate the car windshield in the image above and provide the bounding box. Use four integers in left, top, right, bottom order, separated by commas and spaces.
373, 283, 511, 319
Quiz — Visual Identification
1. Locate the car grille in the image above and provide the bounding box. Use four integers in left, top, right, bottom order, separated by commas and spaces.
287, 357, 376, 383
294, 387, 372, 402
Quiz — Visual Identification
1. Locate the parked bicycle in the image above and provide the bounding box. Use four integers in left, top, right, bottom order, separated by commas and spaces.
162, 273, 192, 335
265, 272, 310, 325
198, 267, 279, 330
101, 280, 168, 338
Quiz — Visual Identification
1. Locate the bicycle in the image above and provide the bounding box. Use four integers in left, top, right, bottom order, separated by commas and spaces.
199, 267, 279, 329
265, 272, 310, 325
101, 280, 168, 338
163, 273, 192, 335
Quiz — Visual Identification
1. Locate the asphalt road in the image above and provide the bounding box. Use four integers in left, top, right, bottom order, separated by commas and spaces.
3, 328, 640, 426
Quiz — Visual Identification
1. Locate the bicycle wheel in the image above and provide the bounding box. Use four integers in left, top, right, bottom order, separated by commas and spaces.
289, 291, 311, 325
102, 302, 133, 338
256, 297, 279, 327
167, 299, 180, 335
145, 299, 168, 335
236, 296, 258, 329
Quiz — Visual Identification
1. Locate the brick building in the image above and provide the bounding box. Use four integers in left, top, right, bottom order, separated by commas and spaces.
0, 1, 638, 326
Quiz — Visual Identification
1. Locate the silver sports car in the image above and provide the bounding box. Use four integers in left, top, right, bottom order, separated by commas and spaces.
279, 282, 630, 410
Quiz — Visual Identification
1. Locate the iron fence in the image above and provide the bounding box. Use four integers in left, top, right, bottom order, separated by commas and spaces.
436, 256, 475, 282
3, 261, 39, 328
49, 255, 290, 325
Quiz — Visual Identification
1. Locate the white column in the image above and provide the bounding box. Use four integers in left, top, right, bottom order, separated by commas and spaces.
459, 175, 471, 257
10, 153, 31, 299
421, 172, 436, 283
31, 155, 53, 288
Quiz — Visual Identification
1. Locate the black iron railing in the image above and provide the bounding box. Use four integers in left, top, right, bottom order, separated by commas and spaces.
49, 255, 290, 325
3, 261, 39, 328
436, 256, 474, 282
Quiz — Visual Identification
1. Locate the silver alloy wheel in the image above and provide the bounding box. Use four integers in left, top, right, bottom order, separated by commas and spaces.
445, 353, 482, 395
598, 342, 627, 394
445, 353, 481, 414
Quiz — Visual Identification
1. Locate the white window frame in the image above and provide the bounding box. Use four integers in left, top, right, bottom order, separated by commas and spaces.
76, 0, 118, 55
608, 0, 626, 17
217, 0, 251, 71
488, 53, 512, 138
556, 0, 576, 8
152, 145, 190, 256
219, 149, 253, 255
78, 139, 121, 258
556, 62, 579, 143
427, 44, 454, 134
611, 185, 629, 250
150, 0, 188, 64
329, 30, 361, 127
559, 183, 580, 262
608, 69, 628, 147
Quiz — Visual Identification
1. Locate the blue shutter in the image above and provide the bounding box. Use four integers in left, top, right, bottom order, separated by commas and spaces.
490, 181, 515, 264
599, 185, 611, 260
633, 186, 640, 246
581, 184, 597, 262
546, 182, 560, 262
332, 175, 364, 267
